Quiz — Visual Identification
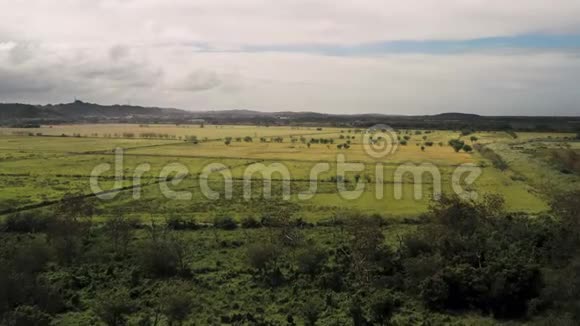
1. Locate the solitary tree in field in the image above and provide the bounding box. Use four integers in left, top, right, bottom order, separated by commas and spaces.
470, 136, 478, 143
463, 144, 473, 153
448, 139, 465, 152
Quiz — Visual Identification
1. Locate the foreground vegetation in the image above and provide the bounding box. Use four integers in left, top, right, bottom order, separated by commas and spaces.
1, 192, 580, 325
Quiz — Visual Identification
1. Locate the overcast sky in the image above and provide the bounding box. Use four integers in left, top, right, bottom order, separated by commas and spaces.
1, 0, 580, 115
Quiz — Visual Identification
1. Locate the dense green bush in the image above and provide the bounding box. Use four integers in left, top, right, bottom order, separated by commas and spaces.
93, 288, 134, 326
3, 213, 50, 233
2, 305, 52, 326
241, 216, 261, 228
165, 215, 197, 230
213, 215, 238, 230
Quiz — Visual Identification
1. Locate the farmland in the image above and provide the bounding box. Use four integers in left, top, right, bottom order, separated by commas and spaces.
0, 124, 575, 220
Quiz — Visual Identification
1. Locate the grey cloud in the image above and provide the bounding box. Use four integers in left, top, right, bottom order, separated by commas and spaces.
170, 70, 222, 92
109, 44, 130, 61
0, 68, 55, 94
8, 42, 37, 65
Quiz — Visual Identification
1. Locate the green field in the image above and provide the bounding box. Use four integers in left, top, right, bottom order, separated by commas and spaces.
0, 125, 575, 221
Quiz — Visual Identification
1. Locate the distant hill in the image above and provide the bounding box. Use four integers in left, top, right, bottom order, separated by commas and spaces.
0, 103, 46, 120
1, 100, 579, 132
430, 112, 481, 120
0, 100, 194, 123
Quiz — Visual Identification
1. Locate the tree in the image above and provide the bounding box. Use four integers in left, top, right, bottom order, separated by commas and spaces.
138, 227, 189, 278
159, 283, 193, 326
3, 305, 52, 326
247, 242, 278, 272
104, 215, 137, 256
349, 297, 366, 326
448, 139, 465, 152
462, 144, 473, 153
347, 216, 389, 285
93, 288, 133, 326
296, 244, 327, 278
301, 297, 323, 326
48, 194, 94, 265
368, 290, 399, 326
470, 136, 478, 143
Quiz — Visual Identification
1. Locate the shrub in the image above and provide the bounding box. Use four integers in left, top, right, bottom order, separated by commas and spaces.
3, 213, 50, 233
448, 139, 465, 152
137, 234, 188, 278
213, 216, 238, 230
165, 216, 197, 230
159, 283, 194, 325
475, 144, 508, 170
461, 128, 473, 136
301, 297, 324, 326
421, 273, 449, 310
93, 288, 133, 326
367, 290, 399, 325
13, 238, 53, 275
247, 243, 278, 271
3, 305, 52, 326
296, 245, 327, 277
241, 216, 261, 229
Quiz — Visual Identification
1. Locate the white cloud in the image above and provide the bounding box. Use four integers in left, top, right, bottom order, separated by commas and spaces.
3, 0, 580, 45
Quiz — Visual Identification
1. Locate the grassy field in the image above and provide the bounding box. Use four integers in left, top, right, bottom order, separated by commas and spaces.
0, 125, 576, 220
0, 124, 342, 140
